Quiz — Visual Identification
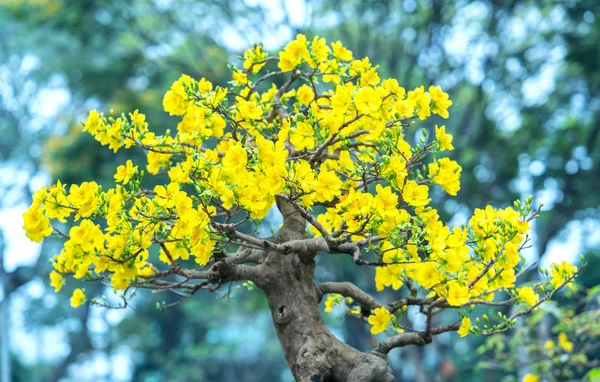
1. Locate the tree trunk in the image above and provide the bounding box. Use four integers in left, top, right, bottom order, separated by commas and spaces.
254, 198, 394, 382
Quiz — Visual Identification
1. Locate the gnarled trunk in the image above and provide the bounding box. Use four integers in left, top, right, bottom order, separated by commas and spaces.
253, 198, 394, 382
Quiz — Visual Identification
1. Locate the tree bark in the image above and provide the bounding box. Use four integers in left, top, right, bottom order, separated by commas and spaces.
253, 197, 394, 382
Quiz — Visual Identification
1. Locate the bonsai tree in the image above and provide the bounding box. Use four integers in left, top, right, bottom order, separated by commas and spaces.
23, 35, 583, 381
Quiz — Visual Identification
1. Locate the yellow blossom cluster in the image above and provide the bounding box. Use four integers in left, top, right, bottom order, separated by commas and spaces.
22, 33, 579, 356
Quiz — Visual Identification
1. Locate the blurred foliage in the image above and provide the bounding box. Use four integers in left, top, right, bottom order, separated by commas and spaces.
1, 0, 599, 381
476, 255, 600, 381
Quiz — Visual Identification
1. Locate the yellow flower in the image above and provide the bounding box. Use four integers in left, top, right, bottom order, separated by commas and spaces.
349, 57, 372, 76
236, 99, 263, 120
402, 180, 429, 207
296, 84, 314, 105
429, 85, 452, 119
308, 36, 329, 68
83, 110, 102, 134
517, 287, 539, 307
168, 164, 190, 184
446, 281, 470, 306
146, 150, 172, 175
551, 261, 578, 289
428, 158, 461, 196
163, 74, 192, 116
192, 240, 213, 266
558, 332, 573, 352
354, 86, 382, 115
49, 271, 64, 292
413, 262, 442, 290
314, 170, 342, 203
197, 78, 213, 94
375, 266, 403, 291
381, 78, 405, 98
232, 69, 249, 87
368, 307, 392, 334
243, 44, 267, 74
544, 340, 555, 349
23, 206, 53, 242
112, 269, 133, 291
222, 142, 248, 172
106, 119, 123, 153
360, 67, 380, 86
290, 121, 315, 151
324, 294, 342, 313
70, 288, 86, 308
435, 125, 454, 151
114, 160, 138, 184
523, 374, 539, 382
69, 181, 100, 219
396, 99, 415, 118
374, 184, 398, 217
69, 219, 104, 253
278, 34, 309, 72
44, 181, 72, 223
331, 83, 354, 115
154, 182, 179, 209
331, 40, 352, 61
457, 317, 471, 337
407, 86, 431, 120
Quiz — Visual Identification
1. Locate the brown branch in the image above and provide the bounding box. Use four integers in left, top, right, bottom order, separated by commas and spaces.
373, 322, 460, 355
308, 113, 365, 165
317, 282, 381, 311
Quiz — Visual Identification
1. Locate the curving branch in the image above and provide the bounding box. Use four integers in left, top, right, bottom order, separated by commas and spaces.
317, 282, 382, 311
373, 323, 461, 356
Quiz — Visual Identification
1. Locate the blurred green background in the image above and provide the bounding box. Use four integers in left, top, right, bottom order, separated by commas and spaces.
0, 0, 599, 381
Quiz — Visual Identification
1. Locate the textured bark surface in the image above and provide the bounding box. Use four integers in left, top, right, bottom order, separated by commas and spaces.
252, 197, 394, 382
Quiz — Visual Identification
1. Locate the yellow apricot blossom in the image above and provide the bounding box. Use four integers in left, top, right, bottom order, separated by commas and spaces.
435, 125, 454, 151
368, 307, 392, 335
402, 180, 429, 207
243, 44, 267, 74
354, 86, 382, 115
236, 99, 263, 120
558, 332, 574, 352
446, 281, 470, 306
23, 205, 53, 242
517, 287, 539, 307
69, 181, 99, 219
163, 74, 192, 116
522, 375, 539, 382
458, 317, 471, 337
278, 34, 309, 72
49, 271, 64, 292
551, 261, 578, 289
114, 160, 138, 184
428, 157, 461, 196
314, 170, 342, 202
70, 288, 86, 308
331, 40, 353, 61
290, 121, 315, 151
429, 86, 452, 119
296, 84, 314, 105
83, 110, 102, 134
